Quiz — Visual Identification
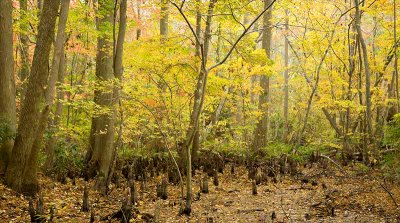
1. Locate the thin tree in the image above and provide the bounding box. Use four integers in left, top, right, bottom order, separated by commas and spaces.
395, 0, 399, 111
354, 0, 372, 135
283, 9, 289, 142
170, 0, 277, 215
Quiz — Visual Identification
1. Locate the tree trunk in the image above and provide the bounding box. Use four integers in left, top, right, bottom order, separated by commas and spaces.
44, 48, 67, 171
283, 9, 289, 142
182, 0, 216, 214
86, 0, 115, 193
195, 0, 201, 57
136, 0, 142, 40
5, 0, 60, 195
354, 0, 372, 136
109, 0, 128, 188
395, 0, 399, 111
191, 0, 202, 170
160, 0, 168, 39
0, 0, 16, 175
19, 0, 30, 100
85, 0, 126, 194
29, 0, 70, 177
252, 0, 272, 150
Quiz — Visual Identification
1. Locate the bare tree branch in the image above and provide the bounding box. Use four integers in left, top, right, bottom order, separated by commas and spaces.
207, 0, 277, 72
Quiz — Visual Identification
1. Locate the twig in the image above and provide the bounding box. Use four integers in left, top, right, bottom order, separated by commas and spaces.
319, 154, 348, 175
207, 0, 277, 72
280, 197, 291, 222
378, 178, 399, 209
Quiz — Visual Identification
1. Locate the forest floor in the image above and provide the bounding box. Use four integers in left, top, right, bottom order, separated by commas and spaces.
1, 164, 400, 222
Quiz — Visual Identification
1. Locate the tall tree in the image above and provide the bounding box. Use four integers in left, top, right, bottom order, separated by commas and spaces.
0, 0, 16, 175
30, 0, 70, 175
171, 0, 277, 215
283, 9, 289, 142
85, 0, 127, 194
395, 0, 399, 111
181, 0, 216, 213
354, 0, 372, 136
252, 0, 273, 150
44, 48, 67, 170
110, 0, 128, 187
5, 0, 60, 195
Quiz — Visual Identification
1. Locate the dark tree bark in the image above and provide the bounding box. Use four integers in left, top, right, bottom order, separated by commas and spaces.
5, 0, 60, 195
0, 0, 16, 175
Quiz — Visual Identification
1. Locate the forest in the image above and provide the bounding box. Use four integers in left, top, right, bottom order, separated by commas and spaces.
0, 0, 400, 222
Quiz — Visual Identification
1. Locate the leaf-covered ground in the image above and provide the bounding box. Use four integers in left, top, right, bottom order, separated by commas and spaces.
1, 165, 399, 222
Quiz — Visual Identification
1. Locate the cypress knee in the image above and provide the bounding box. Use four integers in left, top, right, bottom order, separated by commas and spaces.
202, 176, 209, 193
82, 183, 90, 212
252, 181, 257, 195
213, 171, 219, 186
